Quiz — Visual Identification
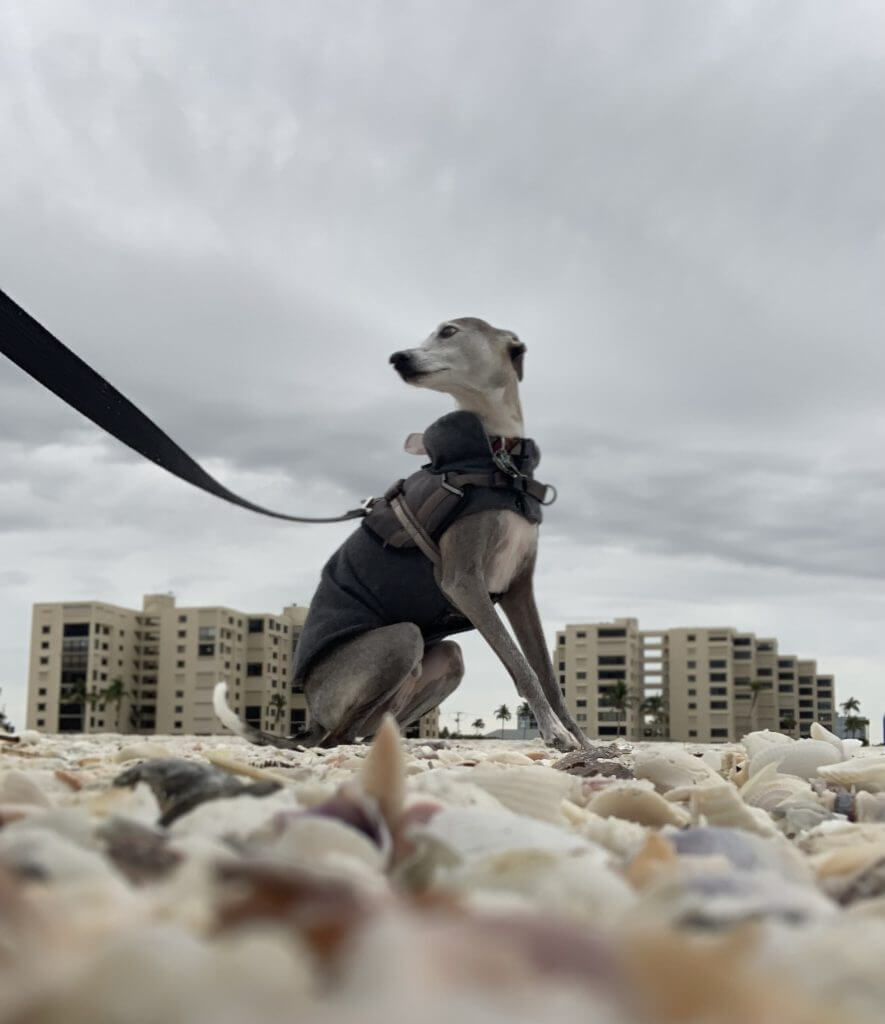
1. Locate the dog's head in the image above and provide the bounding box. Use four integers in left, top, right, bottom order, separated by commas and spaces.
389, 318, 526, 397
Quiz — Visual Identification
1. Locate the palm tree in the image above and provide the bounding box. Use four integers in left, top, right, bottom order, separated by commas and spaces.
604, 681, 639, 737
517, 701, 532, 738
268, 693, 287, 732
841, 697, 861, 716
779, 711, 797, 735
749, 680, 770, 732
0, 687, 12, 733
494, 704, 512, 738
100, 678, 129, 730
640, 695, 667, 739
472, 718, 486, 736
844, 715, 868, 740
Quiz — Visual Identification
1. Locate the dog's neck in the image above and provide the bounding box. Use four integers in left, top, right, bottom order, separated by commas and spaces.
451, 380, 525, 438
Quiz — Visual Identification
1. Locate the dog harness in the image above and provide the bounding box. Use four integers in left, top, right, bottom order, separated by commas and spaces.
291, 410, 556, 682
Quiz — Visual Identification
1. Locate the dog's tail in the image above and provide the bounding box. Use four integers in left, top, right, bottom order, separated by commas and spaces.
212, 681, 325, 750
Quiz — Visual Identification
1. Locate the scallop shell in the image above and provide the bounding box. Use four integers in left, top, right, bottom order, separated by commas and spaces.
588, 783, 690, 828
739, 761, 815, 812
748, 739, 840, 781
464, 765, 576, 824
817, 756, 885, 793
633, 747, 722, 793
561, 799, 651, 860
855, 792, 885, 823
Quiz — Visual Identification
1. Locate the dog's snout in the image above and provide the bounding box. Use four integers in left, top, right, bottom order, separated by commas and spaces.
389, 350, 411, 371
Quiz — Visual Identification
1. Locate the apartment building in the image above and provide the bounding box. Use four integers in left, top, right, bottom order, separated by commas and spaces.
26, 593, 439, 738
553, 618, 643, 740
556, 619, 836, 743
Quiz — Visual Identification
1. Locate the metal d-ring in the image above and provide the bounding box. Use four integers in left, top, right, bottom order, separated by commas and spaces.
540, 484, 558, 506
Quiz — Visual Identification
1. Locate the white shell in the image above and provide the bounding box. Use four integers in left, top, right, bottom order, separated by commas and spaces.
817, 756, 885, 793
632, 747, 722, 793
740, 760, 815, 811
464, 765, 576, 824
810, 721, 845, 758
749, 739, 841, 781
588, 783, 689, 828
740, 729, 793, 760
671, 782, 777, 836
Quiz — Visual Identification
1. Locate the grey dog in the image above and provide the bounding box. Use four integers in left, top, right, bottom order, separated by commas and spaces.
214, 318, 586, 750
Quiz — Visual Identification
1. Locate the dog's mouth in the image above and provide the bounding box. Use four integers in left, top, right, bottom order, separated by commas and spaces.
397, 366, 442, 382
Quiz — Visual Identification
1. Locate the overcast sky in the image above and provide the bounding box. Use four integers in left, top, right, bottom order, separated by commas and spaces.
1, 1, 882, 738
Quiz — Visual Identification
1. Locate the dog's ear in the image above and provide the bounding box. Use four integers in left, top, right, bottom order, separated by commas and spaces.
508, 337, 526, 381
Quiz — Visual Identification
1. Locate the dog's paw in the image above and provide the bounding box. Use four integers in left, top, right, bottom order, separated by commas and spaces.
545, 722, 580, 753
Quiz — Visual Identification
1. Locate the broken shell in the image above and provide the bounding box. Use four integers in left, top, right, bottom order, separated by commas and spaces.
739, 761, 815, 812
740, 729, 792, 760
749, 739, 840, 781
817, 757, 885, 793
464, 764, 575, 824
633, 747, 721, 793
668, 783, 777, 836
810, 722, 845, 758
588, 783, 690, 828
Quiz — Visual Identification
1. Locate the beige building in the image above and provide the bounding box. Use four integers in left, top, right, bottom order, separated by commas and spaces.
553, 618, 643, 739
556, 619, 836, 743
26, 593, 438, 739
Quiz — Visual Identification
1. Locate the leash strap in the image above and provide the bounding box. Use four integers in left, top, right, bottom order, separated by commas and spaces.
0, 287, 367, 524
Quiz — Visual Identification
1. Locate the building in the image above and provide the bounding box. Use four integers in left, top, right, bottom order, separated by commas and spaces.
553, 618, 643, 740
26, 593, 439, 738
556, 618, 836, 743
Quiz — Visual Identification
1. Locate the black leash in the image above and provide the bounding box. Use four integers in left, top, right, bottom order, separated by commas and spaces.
0, 287, 368, 524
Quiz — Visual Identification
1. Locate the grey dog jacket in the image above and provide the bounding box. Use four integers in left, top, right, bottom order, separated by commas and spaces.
292, 410, 549, 682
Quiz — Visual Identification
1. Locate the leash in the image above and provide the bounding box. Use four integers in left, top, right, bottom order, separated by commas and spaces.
0, 287, 369, 524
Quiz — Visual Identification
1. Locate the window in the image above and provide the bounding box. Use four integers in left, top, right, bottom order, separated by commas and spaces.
576, 699, 587, 707
175, 690, 184, 698
710, 687, 727, 696
63, 623, 89, 636
37, 703, 45, 711
576, 671, 587, 680
733, 637, 751, 646
38, 687, 46, 695
41, 626, 51, 634
558, 674, 565, 684
174, 721, 182, 729
174, 705, 183, 714
687, 688, 696, 696
558, 662, 565, 671
710, 673, 727, 682
779, 684, 794, 693
688, 729, 698, 737
758, 668, 772, 677
688, 702, 697, 710
799, 699, 814, 708
198, 644, 215, 657
709, 660, 726, 668
778, 672, 795, 681
39, 657, 48, 665
598, 628, 626, 638
36, 719, 45, 727
687, 634, 696, 641
598, 655, 625, 665
576, 631, 586, 638
711, 728, 729, 738
178, 615, 187, 623
577, 713, 587, 722
198, 626, 216, 641
247, 663, 263, 677
687, 660, 696, 668
734, 651, 751, 660
248, 618, 264, 634
687, 675, 696, 683
710, 701, 728, 710
599, 669, 626, 680
818, 701, 832, 710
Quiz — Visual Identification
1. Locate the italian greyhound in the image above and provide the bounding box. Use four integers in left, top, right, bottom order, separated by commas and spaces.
214, 318, 586, 750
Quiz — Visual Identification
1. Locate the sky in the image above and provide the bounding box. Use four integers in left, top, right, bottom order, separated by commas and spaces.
0, 1, 882, 738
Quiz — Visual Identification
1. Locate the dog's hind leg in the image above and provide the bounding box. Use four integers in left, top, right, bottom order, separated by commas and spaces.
304, 622, 426, 746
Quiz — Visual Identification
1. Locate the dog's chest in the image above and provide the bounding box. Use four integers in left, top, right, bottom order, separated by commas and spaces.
486, 511, 539, 593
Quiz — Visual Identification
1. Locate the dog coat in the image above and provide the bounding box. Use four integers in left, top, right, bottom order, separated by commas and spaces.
292, 410, 552, 682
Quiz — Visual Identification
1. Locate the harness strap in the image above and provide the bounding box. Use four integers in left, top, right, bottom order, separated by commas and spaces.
389, 494, 442, 566
0, 287, 368, 524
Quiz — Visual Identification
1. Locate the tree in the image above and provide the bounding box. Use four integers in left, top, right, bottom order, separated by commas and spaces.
603, 681, 639, 737
472, 718, 486, 736
0, 687, 13, 733
779, 711, 797, 734
844, 715, 868, 741
516, 701, 532, 738
494, 704, 512, 738
749, 680, 770, 732
640, 695, 668, 739
269, 693, 287, 731
841, 697, 861, 716
100, 678, 129, 730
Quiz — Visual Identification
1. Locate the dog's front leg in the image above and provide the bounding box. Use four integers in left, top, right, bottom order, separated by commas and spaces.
436, 558, 577, 751
498, 566, 589, 748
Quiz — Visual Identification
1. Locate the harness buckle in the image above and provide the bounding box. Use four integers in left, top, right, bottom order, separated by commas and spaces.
492, 449, 522, 478
360, 496, 377, 513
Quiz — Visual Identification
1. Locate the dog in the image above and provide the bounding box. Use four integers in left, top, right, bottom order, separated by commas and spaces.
214, 317, 586, 750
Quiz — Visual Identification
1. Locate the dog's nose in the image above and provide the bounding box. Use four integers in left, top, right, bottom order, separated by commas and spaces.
389, 351, 411, 371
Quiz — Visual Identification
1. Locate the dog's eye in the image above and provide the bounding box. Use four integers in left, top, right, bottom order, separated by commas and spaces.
438, 325, 459, 339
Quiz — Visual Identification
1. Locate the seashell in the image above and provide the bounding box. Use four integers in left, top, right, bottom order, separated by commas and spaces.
748, 739, 840, 781
113, 742, 172, 763
588, 783, 689, 828
95, 817, 183, 883
258, 813, 389, 877
406, 805, 609, 869
698, 750, 723, 773
166, 789, 299, 841
842, 739, 865, 756
553, 744, 633, 779
0, 823, 115, 882
855, 792, 885, 823
113, 758, 282, 827
482, 750, 536, 766
629, 865, 834, 929
561, 800, 651, 860
355, 714, 405, 832
668, 825, 812, 882
633, 747, 721, 793
667, 783, 777, 836
740, 729, 792, 761
739, 761, 815, 811
407, 770, 508, 810
814, 842, 885, 881
464, 764, 575, 824
770, 799, 836, 838
817, 756, 885, 793
810, 721, 845, 758
202, 749, 290, 783
0, 769, 53, 808
798, 821, 885, 856
624, 832, 678, 888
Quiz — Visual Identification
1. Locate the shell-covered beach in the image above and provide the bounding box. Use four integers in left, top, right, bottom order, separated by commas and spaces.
3, 721, 885, 1024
